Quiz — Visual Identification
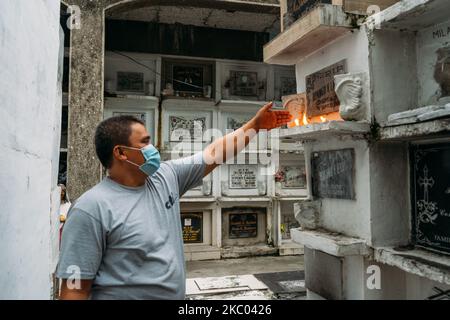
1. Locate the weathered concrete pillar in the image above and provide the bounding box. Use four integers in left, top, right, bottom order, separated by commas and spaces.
67, 0, 106, 199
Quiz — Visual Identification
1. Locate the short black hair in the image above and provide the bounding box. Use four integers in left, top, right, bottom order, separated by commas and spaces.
94, 115, 145, 169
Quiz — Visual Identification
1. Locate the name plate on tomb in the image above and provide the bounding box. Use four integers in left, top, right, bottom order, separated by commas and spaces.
169, 115, 206, 141
229, 213, 258, 239
412, 143, 450, 254
181, 213, 203, 243
279, 166, 307, 189
311, 148, 355, 200
229, 166, 257, 189
306, 60, 347, 117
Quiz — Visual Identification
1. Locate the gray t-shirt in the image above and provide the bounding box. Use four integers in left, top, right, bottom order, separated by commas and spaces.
56, 152, 205, 300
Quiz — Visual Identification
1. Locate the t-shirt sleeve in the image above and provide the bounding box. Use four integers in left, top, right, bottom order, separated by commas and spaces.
56, 207, 105, 280
167, 151, 206, 196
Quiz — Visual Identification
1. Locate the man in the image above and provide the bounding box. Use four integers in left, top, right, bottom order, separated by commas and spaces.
56, 102, 291, 300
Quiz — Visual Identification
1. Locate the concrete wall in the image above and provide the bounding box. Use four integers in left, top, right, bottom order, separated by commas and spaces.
304, 137, 372, 240
369, 28, 418, 125
405, 272, 450, 300
0, 0, 62, 299
363, 259, 407, 300
369, 142, 411, 247
417, 18, 450, 105
295, 29, 371, 94
362, 259, 450, 300
293, 30, 373, 240
104, 51, 158, 96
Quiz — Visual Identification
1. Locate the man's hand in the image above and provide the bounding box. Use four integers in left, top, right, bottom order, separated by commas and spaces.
250, 102, 292, 132
203, 101, 292, 176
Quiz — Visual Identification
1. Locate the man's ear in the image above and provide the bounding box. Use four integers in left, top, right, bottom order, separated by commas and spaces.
112, 146, 128, 161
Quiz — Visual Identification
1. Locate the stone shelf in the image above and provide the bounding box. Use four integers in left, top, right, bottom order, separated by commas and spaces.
218, 197, 271, 203
112, 94, 159, 101
374, 246, 450, 285
277, 121, 370, 141
184, 245, 221, 262
263, 4, 361, 65
380, 118, 450, 141
218, 100, 269, 107
291, 228, 370, 257
180, 197, 216, 203
273, 196, 309, 201
366, 0, 450, 31
279, 241, 305, 256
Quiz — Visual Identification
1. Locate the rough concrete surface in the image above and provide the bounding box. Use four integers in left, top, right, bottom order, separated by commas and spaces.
186, 255, 306, 300
186, 255, 304, 278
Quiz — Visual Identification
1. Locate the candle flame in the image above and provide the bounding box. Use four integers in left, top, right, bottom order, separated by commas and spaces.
303, 113, 309, 125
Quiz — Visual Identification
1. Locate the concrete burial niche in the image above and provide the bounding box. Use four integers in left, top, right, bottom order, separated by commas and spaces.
222, 207, 267, 247
368, 0, 450, 125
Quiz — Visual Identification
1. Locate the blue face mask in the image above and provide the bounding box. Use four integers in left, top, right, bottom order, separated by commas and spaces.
120, 144, 161, 176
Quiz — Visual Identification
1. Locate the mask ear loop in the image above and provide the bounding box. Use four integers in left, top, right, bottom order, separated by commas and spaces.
125, 159, 140, 168
118, 146, 141, 168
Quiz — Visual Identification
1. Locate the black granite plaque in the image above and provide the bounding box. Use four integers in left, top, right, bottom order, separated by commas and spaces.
181, 213, 203, 243
306, 60, 347, 117
173, 65, 204, 94
311, 149, 355, 200
412, 143, 450, 254
229, 213, 258, 239
229, 71, 258, 97
117, 71, 144, 92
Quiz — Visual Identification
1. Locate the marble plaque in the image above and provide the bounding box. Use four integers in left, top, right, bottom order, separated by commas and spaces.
181, 212, 203, 243
227, 116, 251, 131
169, 116, 206, 141
282, 93, 307, 128
280, 166, 307, 189
280, 76, 297, 97
229, 213, 258, 239
116, 71, 144, 92
229, 165, 257, 189
412, 143, 450, 254
229, 71, 258, 96
311, 148, 355, 199
306, 60, 347, 117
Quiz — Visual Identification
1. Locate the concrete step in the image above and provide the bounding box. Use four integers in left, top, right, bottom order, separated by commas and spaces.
221, 245, 278, 259
184, 245, 221, 261
279, 243, 304, 256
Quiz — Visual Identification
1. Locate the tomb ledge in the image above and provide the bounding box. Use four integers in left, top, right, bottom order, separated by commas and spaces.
379, 118, 450, 141
180, 197, 216, 203
277, 121, 371, 141
366, 0, 450, 32
290, 227, 370, 257
263, 4, 363, 65
374, 246, 450, 285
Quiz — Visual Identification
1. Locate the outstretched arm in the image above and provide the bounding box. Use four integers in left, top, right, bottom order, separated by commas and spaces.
203, 102, 292, 176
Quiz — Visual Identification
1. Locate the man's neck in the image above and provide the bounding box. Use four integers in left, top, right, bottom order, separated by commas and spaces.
108, 170, 147, 188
